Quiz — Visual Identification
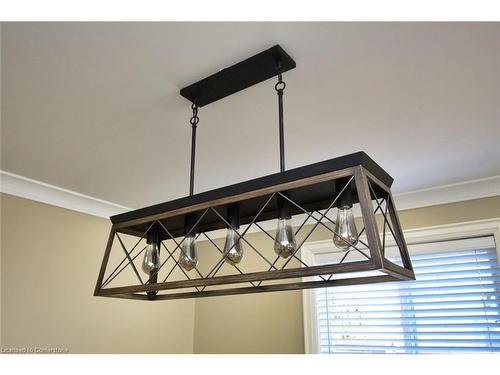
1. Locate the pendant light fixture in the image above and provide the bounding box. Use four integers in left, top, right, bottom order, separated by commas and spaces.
94, 45, 415, 301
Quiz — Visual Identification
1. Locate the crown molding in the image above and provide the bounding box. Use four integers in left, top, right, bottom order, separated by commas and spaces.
0, 170, 131, 218
1, 170, 499, 222
392, 175, 500, 211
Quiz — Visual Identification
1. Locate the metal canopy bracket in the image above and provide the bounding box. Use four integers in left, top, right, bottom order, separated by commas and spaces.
180, 45, 296, 107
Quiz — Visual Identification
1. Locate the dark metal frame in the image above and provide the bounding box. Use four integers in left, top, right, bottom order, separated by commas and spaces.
94, 163, 415, 300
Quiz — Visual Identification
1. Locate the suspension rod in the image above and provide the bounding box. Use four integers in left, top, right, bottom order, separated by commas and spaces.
275, 63, 286, 173
189, 124, 197, 195
189, 102, 199, 196
278, 80, 285, 172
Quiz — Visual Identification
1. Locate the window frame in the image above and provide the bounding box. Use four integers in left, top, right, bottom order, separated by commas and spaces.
301, 217, 500, 354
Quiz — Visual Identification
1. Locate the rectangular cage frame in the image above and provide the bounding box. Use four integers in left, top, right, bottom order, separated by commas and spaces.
94, 152, 415, 301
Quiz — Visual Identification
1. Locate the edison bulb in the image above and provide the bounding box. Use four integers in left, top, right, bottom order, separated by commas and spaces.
223, 228, 244, 265
333, 206, 359, 251
142, 243, 160, 274
274, 217, 297, 258
179, 235, 198, 271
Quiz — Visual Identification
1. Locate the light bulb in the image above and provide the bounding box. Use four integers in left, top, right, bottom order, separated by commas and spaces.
223, 228, 244, 265
333, 206, 359, 251
179, 234, 198, 271
223, 205, 244, 265
274, 217, 297, 258
141, 242, 160, 274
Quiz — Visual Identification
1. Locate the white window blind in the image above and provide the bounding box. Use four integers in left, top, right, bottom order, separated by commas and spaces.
314, 236, 500, 353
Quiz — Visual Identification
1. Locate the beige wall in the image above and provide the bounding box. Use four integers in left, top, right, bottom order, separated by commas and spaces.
193, 232, 304, 354
2, 193, 500, 353
397, 196, 500, 229
0, 193, 195, 353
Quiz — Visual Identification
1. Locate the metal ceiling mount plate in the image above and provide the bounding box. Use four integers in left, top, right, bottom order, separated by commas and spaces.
180, 44, 296, 107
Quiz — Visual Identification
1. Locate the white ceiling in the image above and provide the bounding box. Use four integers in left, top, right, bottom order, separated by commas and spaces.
1, 22, 499, 209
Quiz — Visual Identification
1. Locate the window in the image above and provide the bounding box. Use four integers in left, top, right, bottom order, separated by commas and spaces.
302, 221, 500, 354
